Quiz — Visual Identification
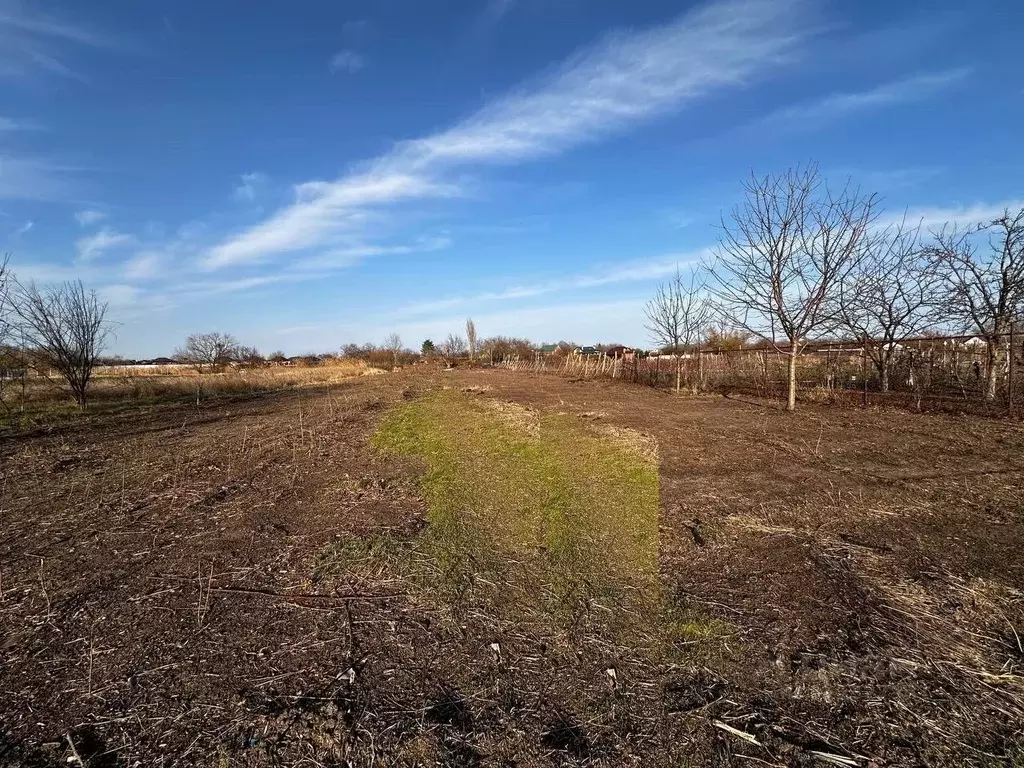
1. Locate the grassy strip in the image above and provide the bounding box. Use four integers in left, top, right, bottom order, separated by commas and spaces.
371, 388, 660, 607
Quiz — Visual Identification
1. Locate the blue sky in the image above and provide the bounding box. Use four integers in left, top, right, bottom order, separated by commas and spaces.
1, 0, 1022, 356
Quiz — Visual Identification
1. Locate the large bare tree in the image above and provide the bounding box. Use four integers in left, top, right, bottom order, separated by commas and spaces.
465, 318, 477, 362
930, 208, 1024, 400
175, 332, 240, 373
836, 218, 939, 391
709, 165, 878, 410
15, 280, 111, 408
644, 267, 712, 392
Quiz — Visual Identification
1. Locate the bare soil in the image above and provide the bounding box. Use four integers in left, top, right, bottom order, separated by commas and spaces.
1, 369, 1022, 767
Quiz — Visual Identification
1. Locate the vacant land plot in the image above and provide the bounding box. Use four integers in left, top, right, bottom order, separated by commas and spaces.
1, 370, 1022, 766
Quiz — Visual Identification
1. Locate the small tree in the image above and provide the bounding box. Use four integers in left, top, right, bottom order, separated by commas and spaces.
465, 318, 477, 362
931, 208, 1024, 400
383, 333, 403, 368
268, 350, 287, 364
175, 332, 239, 373
440, 333, 467, 365
0, 255, 15, 410
644, 267, 712, 392
14, 279, 111, 408
710, 165, 877, 410
421, 339, 436, 356
836, 219, 939, 391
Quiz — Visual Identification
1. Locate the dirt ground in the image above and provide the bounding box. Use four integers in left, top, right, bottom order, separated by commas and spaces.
1, 369, 1022, 767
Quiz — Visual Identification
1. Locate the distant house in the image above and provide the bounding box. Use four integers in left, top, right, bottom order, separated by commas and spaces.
574, 346, 601, 357
538, 343, 567, 356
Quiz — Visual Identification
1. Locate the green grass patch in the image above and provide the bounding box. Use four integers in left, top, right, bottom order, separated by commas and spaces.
372, 389, 660, 611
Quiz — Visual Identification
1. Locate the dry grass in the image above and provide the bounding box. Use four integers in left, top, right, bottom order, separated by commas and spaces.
2, 360, 381, 414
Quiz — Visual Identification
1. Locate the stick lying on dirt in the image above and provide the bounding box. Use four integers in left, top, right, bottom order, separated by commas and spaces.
712, 719, 761, 746
210, 585, 403, 602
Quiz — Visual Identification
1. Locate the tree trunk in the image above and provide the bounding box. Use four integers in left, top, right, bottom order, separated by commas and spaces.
786, 349, 798, 411
675, 359, 680, 393
986, 339, 998, 401
880, 364, 890, 393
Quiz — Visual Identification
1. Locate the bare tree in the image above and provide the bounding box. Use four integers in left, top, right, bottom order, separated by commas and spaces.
465, 318, 477, 362
440, 333, 467, 365
14, 280, 111, 408
709, 165, 878, 410
644, 267, 712, 392
175, 332, 239, 373
836, 219, 939, 391
383, 333, 403, 368
235, 346, 266, 368
0, 255, 16, 410
930, 208, 1024, 400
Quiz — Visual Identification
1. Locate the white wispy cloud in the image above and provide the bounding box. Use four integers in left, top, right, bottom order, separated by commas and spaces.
76, 227, 134, 261
761, 68, 971, 129
15, 219, 33, 234
74, 209, 107, 226
877, 199, 1024, 231
395, 251, 706, 317
204, 173, 459, 269
232, 171, 267, 201
0, 154, 74, 200
122, 251, 161, 280
204, 0, 813, 271
0, 4, 116, 80
329, 49, 365, 74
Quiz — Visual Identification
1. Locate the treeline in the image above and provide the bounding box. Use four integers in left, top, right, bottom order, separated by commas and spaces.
645, 164, 1024, 410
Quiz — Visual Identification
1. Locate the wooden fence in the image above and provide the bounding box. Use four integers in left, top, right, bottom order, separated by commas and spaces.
498, 332, 1023, 415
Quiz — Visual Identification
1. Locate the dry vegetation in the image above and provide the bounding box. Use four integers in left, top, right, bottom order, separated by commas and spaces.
0, 360, 379, 426
1, 368, 1022, 767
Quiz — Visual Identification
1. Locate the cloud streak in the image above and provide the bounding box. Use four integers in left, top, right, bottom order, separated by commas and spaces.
204, 0, 814, 271
761, 68, 971, 129
76, 227, 134, 261
329, 49, 365, 73
395, 251, 706, 317
75, 209, 107, 226
0, 3, 116, 80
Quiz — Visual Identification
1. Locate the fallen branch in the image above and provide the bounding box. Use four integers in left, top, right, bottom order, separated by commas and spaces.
210, 585, 403, 602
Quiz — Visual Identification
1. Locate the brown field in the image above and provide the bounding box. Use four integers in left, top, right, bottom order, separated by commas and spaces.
1, 369, 1022, 767
0, 361, 377, 423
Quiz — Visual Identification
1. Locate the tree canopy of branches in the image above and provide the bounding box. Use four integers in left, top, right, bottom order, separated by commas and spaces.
235, 345, 266, 368
465, 318, 477, 361
421, 339, 436, 356
383, 333, 403, 368
710, 164, 878, 410
836, 219, 938, 391
644, 266, 712, 392
930, 208, 1024, 400
480, 336, 534, 363
440, 333, 467, 364
175, 332, 240, 373
15, 279, 111, 408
